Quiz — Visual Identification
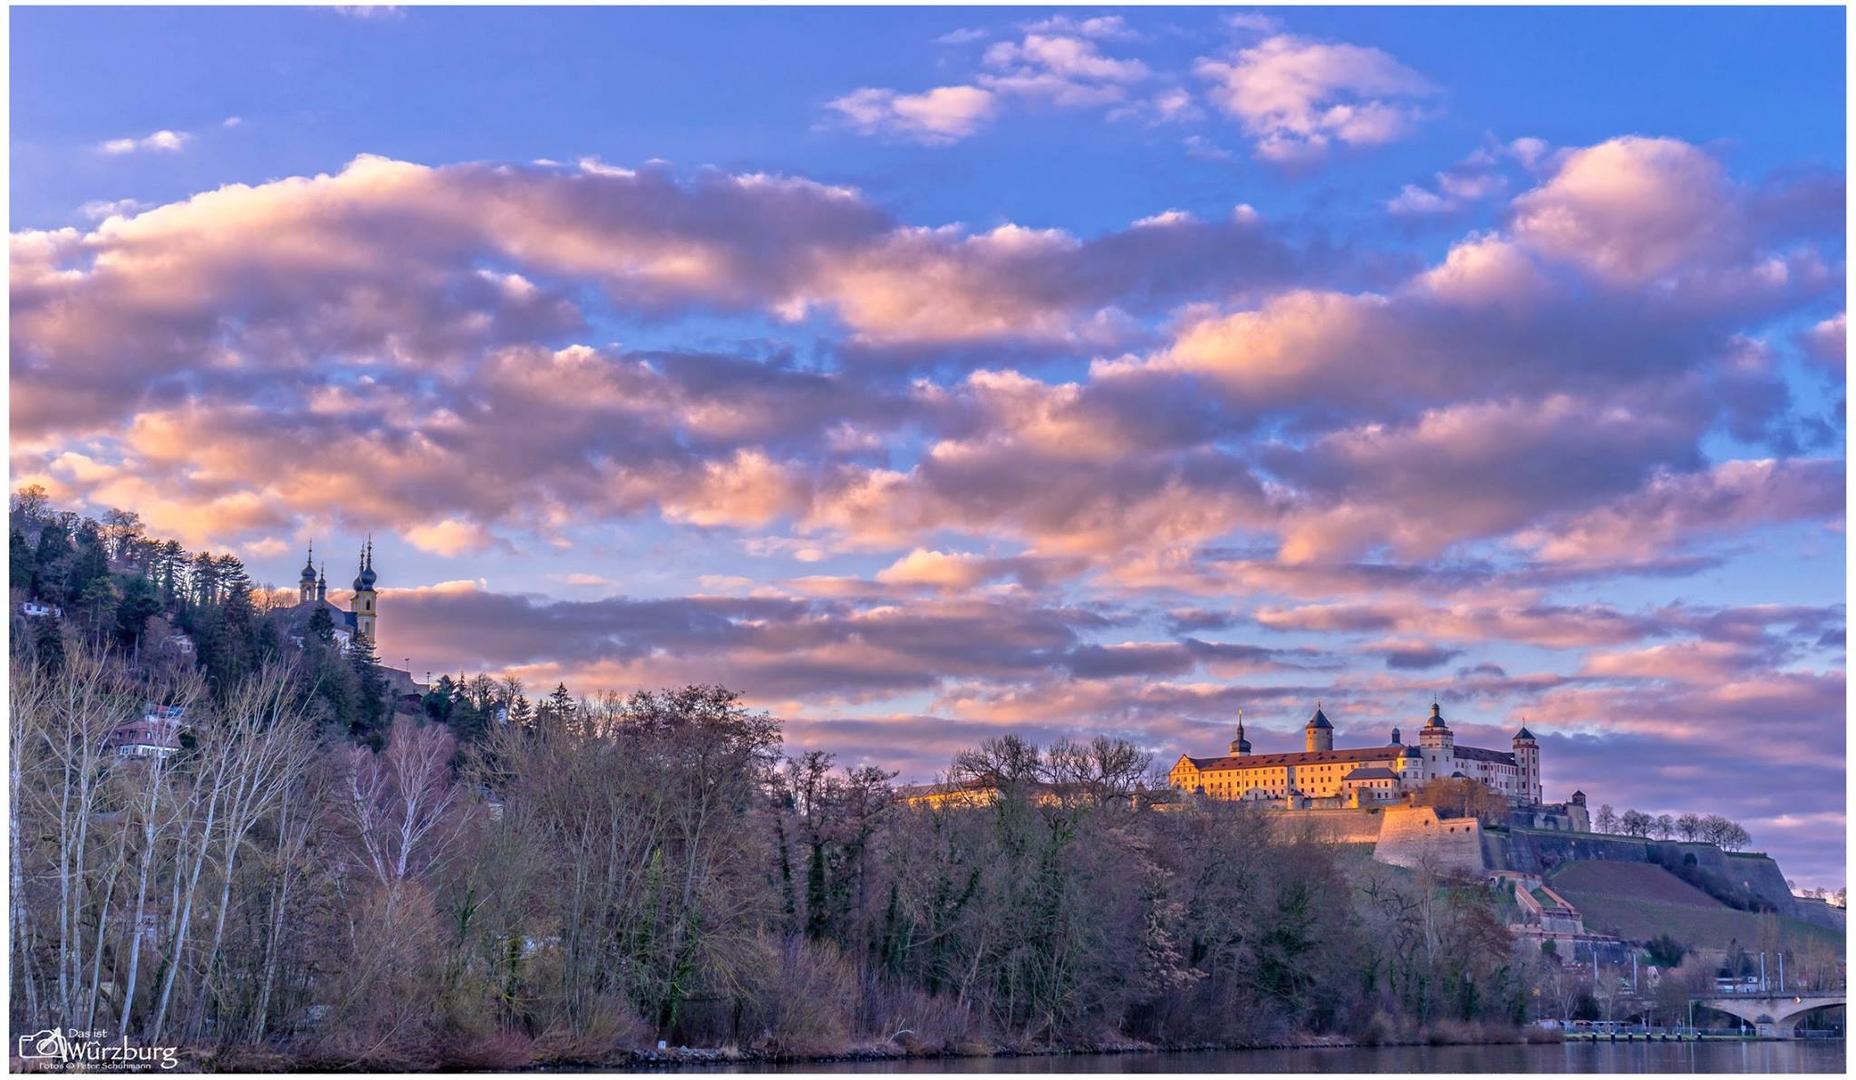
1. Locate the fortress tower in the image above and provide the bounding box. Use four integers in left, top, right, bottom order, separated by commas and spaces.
1304, 703, 1334, 753
1418, 700, 1454, 767
1512, 725, 1542, 804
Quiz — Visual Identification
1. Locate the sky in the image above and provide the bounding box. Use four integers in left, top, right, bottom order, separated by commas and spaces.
9, 6, 1847, 885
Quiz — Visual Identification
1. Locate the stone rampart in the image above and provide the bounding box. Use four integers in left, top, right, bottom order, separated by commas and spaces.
1372, 805, 1486, 874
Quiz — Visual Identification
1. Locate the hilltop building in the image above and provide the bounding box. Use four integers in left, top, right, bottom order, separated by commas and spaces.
280, 539, 423, 700
1167, 702, 1546, 809
282, 539, 379, 651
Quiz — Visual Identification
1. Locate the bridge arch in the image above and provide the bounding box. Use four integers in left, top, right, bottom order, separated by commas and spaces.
1694, 994, 1845, 1039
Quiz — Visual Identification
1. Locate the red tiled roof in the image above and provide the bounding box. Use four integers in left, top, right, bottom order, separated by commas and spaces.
1183, 746, 1399, 770
1180, 743, 1518, 770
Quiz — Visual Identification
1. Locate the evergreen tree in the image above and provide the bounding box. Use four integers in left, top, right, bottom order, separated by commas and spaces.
307, 603, 335, 644
32, 522, 72, 604
348, 632, 390, 748
75, 575, 119, 640
115, 574, 164, 652
11, 527, 37, 598
67, 521, 110, 598
155, 540, 184, 605
422, 673, 457, 722
538, 682, 575, 730
33, 614, 65, 672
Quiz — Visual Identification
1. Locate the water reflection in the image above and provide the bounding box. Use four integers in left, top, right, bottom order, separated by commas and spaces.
711, 1039, 1844, 1074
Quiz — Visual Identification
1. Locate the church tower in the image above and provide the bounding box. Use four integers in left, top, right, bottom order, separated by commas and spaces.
1304, 702, 1333, 753
351, 538, 378, 642
298, 543, 317, 604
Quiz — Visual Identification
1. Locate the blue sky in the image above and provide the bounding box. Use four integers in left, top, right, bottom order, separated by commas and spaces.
9, 6, 1847, 884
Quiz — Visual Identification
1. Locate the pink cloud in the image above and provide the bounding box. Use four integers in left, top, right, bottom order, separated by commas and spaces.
1195, 34, 1433, 162
1510, 136, 1745, 285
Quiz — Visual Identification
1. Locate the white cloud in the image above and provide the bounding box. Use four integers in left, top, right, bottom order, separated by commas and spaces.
332, 5, 403, 20
980, 32, 1149, 108
1023, 15, 1138, 41
97, 129, 192, 155
78, 198, 145, 221
933, 27, 988, 46
1196, 33, 1433, 163
827, 85, 997, 145
1510, 136, 1743, 285
1386, 146, 1513, 217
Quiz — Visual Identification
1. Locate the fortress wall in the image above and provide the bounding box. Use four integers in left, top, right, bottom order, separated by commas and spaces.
1373, 805, 1486, 874
1271, 807, 1385, 844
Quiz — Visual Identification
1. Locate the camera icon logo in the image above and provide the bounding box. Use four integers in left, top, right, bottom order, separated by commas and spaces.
17, 1028, 70, 1061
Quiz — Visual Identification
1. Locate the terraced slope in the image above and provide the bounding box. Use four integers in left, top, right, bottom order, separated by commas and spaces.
1549, 861, 1840, 951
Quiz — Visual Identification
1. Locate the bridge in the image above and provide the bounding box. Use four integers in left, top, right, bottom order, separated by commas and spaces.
1690, 992, 1845, 1039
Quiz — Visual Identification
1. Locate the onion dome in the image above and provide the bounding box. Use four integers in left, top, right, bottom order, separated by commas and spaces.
1230, 715, 1252, 755
1390, 726, 1402, 745
299, 542, 317, 585
1425, 701, 1447, 728
354, 537, 377, 591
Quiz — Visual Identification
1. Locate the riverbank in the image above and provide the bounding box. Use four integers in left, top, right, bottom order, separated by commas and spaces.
563, 1022, 1567, 1071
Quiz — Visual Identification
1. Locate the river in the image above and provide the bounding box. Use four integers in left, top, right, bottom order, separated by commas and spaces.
705, 1039, 1844, 1073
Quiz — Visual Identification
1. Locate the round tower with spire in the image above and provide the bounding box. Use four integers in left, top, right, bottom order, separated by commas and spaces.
1304, 702, 1334, 753
1229, 709, 1252, 756
351, 537, 379, 642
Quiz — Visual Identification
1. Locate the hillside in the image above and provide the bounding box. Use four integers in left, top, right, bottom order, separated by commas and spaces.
1549, 860, 1841, 952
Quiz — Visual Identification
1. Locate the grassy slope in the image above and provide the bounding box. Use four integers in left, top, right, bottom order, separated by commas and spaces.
1548, 861, 1841, 951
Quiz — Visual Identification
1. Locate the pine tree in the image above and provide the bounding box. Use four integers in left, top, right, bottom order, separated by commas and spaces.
33, 522, 71, 604
11, 527, 37, 597
539, 682, 575, 729
33, 614, 65, 672
115, 575, 164, 652
156, 540, 184, 605
307, 603, 335, 644
348, 632, 389, 748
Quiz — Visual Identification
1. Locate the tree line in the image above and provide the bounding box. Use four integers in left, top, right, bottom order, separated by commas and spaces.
1590, 804, 1753, 850
13, 627, 1588, 1068
4, 490, 1788, 1067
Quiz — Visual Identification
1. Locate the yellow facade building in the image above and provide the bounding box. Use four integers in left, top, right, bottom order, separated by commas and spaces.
1168, 703, 1544, 808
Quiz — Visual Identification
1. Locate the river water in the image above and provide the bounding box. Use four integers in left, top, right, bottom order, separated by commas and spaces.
716, 1039, 1844, 1073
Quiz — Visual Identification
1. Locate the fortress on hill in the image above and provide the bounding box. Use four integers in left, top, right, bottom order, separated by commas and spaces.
1168, 701, 1566, 812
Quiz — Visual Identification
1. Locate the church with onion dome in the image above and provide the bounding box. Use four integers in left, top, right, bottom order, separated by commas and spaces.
281, 538, 381, 651
1167, 701, 1550, 810
279, 538, 425, 699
